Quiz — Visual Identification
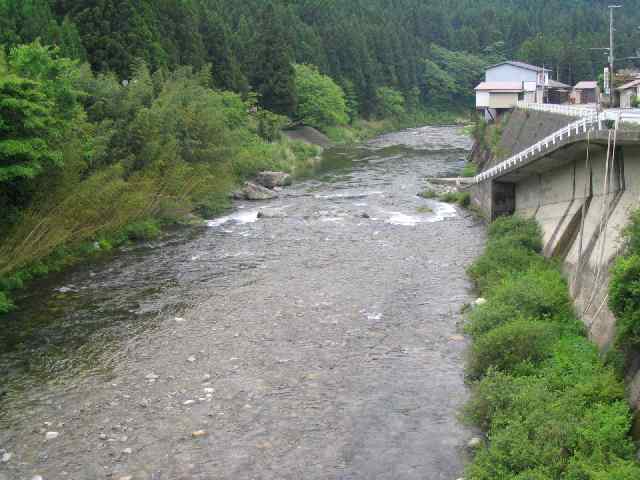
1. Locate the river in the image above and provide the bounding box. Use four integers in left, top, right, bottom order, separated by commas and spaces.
0, 126, 485, 480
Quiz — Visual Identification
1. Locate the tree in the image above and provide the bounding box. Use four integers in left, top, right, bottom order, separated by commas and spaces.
251, 3, 297, 116
294, 63, 348, 130
0, 74, 61, 184
376, 86, 405, 118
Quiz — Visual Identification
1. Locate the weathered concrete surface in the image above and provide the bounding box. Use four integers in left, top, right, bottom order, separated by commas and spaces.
471, 109, 578, 171
472, 108, 640, 407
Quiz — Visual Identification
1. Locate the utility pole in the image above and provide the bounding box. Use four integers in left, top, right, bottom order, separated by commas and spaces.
609, 5, 622, 106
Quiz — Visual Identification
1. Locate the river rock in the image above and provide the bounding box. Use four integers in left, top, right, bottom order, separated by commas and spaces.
473, 298, 487, 308
257, 209, 286, 219
234, 182, 279, 201
467, 437, 483, 449
45, 431, 59, 441
255, 171, 292, 189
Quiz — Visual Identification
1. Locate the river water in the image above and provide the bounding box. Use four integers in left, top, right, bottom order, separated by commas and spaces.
0, 126, 485, 480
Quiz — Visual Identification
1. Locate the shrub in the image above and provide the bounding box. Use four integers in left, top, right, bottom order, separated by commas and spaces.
490, 267, 576, 324
465, 302, 520, 338
124, 220, 161, 242
467, 320, 559, 379
418, 189, 438, 199
488, 215, 543, 253
294, 63, 349, 130
609, 254, 640, 348
439, 191, 471, 207
0, 291, 14, 314
467, 239, 545, 294
462, 162, 478, 178
464, 214, 639, 480
464, 369, 519, 430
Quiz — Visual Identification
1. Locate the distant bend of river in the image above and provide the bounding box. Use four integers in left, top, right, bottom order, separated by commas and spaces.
0, 125, 485, 480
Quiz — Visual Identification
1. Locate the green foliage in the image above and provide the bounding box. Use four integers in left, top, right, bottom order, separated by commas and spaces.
467, 320, 559, 380
439, 191, 471, 207
0, 291, 14, 314
294, 64, 348, 130
464, 215, 640, 479
0, 73, 61, 183
124, 220, 161, 242
488, 215, 543, 253
257, 110, 289, 142
375, 87, 405, 119
468, 216, 546, 294
610, 255, 640, 349
418, 189, 438, 199
609, 208, 640, 348
461, 163, 477, 178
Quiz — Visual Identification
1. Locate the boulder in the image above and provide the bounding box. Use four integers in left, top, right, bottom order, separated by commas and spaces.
234, 182, 279, 201
255, 171, 292, 189
467, 437, 483, 449
257, 209, 286, 219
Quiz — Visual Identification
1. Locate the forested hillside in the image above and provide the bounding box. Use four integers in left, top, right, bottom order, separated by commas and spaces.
5, 1, 640, 116
2, 0, 640, 312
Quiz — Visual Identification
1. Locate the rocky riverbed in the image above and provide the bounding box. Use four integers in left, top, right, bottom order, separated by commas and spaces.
0, 125, 485, 480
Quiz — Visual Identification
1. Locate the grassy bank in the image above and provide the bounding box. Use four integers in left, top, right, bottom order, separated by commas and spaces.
0, 135, 321, 315
325, 108, 469, 144
463, 216, 640, 479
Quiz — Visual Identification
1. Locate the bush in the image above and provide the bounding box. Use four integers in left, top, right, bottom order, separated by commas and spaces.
294, 64, 349, 130
467, 320, 559, 379
465, 302, 521, 339
490, 267, 576, 324
124, 220, 161, 242
462, 162, 478, 178
464, 214, 639, 479
439, 191, 471, 207
609, 254, 640, 348
418, 189, 438, 199
0, 291, 14, 314
488, 215, 543, 253
467, 239, 545, 294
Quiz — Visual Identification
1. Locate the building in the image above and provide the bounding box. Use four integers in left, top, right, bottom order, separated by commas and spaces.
618, 79, 640, 108
475, 82, 523, 121
545, 79, 571, 104
476, 61, 551, 120
571, 81, 599, 104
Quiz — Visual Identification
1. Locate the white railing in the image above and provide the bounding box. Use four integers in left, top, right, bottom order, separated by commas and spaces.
475, 109, 640, 184
475, 115, 600, 183
516, 101, 598, 118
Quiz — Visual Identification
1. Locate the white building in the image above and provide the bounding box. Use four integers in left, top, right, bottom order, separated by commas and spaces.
476, 61, 551, 121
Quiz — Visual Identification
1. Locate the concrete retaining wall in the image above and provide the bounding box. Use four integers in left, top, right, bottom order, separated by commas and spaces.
515, 143, 640, 408
473, 109, 579, 171
471, 109, 640, 409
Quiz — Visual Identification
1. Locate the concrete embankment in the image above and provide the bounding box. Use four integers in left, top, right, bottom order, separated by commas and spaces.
471, 108, 578, 172
470, 108, 640, 409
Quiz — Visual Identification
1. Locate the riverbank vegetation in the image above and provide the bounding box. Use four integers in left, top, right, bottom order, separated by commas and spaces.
464, 216, 640, 479
1, 2, 491, 313
609, 209, 640, 352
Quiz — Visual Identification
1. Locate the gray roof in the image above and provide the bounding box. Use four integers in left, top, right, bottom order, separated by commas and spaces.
618, 79, 640, 91
475, 81, 524, 92
574, 81, 598, 90
546, 79, 571, 89
487, 61, 551, 73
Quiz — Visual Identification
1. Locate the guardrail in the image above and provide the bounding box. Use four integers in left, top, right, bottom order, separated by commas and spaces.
475, 109, 640, 184
516, 101, 598, 118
